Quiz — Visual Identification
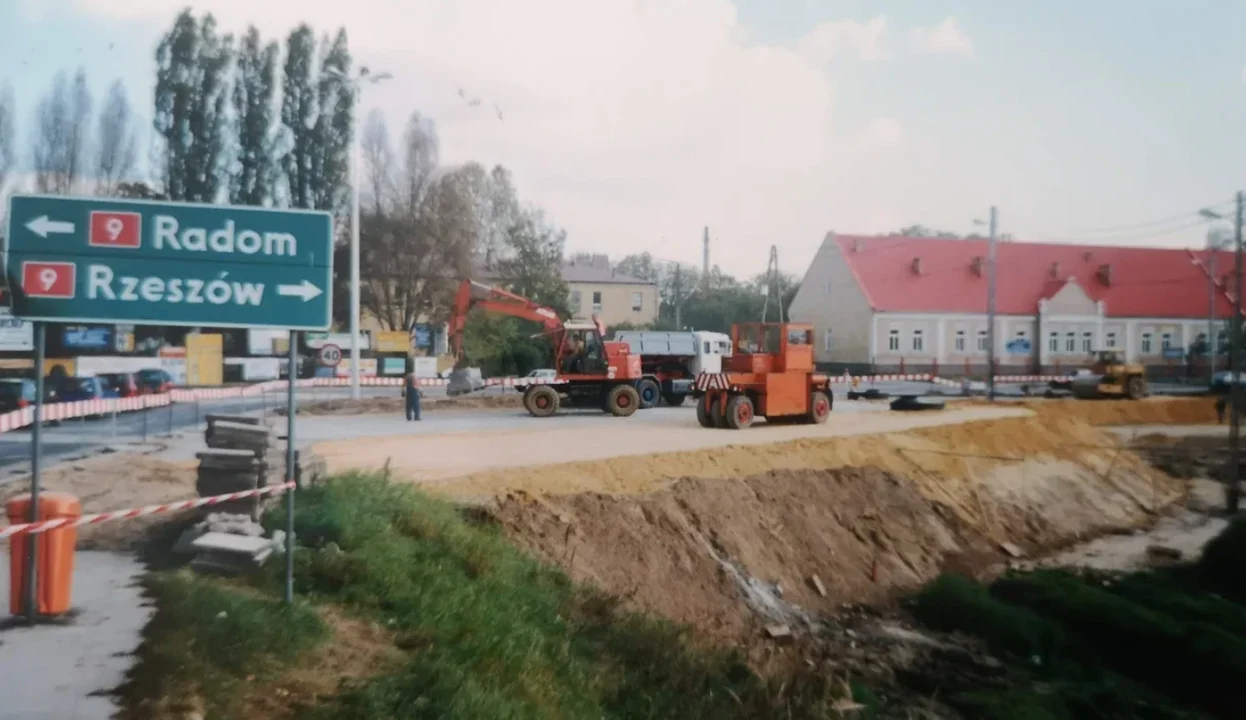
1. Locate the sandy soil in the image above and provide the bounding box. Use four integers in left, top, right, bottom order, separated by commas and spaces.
312, 404, 1031, 494
493, 412, 1180, 640
0, 453, 197, 551
1012, 396, 1218, 426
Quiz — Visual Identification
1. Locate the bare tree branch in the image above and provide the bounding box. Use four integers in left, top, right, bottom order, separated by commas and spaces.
359, 108, 393, 215
0, 83, 15, 198
96, 80, 138, 196
31, 68, 93, 195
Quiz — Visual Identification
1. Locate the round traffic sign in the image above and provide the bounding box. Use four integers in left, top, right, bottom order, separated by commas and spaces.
317, 343, 343, 367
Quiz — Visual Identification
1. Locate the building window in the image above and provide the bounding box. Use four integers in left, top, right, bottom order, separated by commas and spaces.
1161, 332, 1172, 351
1048, 331, 1059, 353
976, 329, 988, 352
824, 329, 833, 352
954, 329, 965, 352
631, 291, 643, 312
911, 329, 924, 352
570, 290, 581, 312
1105, 331, 1117, 348
888, 328, 900, 351
592, 291, 603, 312
1141, 332, 1153, 354
1081, 331, 1093, 353
1065, 331, 1076, 353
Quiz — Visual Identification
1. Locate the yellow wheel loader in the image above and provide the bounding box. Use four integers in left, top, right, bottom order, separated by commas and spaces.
1068, 350, 1148, 400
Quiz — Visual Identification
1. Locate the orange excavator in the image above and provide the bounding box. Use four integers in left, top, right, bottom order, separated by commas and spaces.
446, 279, 643, 417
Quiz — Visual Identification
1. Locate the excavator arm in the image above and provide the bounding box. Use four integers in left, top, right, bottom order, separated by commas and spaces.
447, 279, 565, 358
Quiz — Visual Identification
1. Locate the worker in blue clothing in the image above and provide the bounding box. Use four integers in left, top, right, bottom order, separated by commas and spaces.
403, 372, 422, 421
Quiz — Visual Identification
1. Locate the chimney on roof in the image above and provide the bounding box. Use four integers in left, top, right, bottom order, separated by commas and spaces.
1083, 250, 1094, 263
1096, 263, 1112, 287
970, 256, 983, 276
1049, 261, 1060, 279
852, 238, 862, 252
910, 257, 923, 276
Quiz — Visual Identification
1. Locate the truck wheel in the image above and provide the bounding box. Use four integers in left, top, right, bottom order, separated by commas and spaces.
636, 378, 660, 409
524, 386, 560, 418
1126, 376, 1145, 400
808, 390, 831, 424
725, 394, 754, 429
696, 395, 715, 427
712, 395, 731, 428
664, 393, 686, 407
606, 384, 640, 417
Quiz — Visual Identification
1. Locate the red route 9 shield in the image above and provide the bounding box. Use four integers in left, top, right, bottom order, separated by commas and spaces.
21, 261, 76, 299
89, 211, 142, 248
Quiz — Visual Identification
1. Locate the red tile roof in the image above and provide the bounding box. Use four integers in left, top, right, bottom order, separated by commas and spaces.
834, 234, 1237, 319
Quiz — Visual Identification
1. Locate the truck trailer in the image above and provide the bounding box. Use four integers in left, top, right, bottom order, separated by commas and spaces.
612, 330, 732, 408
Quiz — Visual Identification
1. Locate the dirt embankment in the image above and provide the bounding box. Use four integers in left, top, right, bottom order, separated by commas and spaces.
1014, 396, 1218, 426
492, 415, 1182, 641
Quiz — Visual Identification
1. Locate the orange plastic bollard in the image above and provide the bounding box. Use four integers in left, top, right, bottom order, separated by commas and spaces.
6, 492, 82, 617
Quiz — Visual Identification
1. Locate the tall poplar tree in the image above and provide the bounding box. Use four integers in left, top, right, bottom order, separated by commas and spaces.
230, 26, 280, 206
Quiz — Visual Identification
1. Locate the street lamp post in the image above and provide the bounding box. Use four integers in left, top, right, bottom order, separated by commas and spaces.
332, 67, 391, 401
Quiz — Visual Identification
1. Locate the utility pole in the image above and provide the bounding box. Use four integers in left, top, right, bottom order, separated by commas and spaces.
1229, 190, 1244, 512
673, 264, 683, 330
1209, 254, 1218, 389
987, 206, 998, 402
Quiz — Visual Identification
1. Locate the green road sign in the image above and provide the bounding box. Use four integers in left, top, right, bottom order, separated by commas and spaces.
5, 194, 334, 330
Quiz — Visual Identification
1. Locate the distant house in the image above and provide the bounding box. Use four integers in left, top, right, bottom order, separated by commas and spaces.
788, 233, 1237, 372
473, 252, 658, 327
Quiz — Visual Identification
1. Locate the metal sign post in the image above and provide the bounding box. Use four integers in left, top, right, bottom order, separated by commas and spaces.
24, 322, 45, 621
284, 332, 298, 604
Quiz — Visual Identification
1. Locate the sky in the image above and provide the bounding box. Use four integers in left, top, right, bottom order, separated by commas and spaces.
3, 0, 1246, 279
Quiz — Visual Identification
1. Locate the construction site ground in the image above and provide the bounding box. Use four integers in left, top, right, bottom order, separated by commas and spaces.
1, 394, 1231, 717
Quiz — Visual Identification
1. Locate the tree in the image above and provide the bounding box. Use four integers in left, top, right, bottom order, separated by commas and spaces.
96, 80, 138, 195
495, 209, 571, 317
0, 82, 15, 199
357, 113, 476, 331
311, 29, 353, 217
153, 10, 234, 202
31, 68, 92, 194
230, 27, 281, 206
359, 109, 393, 214
281, 24, 320, 209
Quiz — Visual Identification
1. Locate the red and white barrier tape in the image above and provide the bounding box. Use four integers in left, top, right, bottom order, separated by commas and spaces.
0, 482, 295, 540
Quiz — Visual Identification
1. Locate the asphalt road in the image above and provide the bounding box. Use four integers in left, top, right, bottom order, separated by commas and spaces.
0, 385, 403, 479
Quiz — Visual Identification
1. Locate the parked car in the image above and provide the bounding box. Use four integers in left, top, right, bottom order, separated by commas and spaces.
135, 368, 174, 394
514, 368, 557, 392
57, 376, 110, 419
0, 379, 36, 413
99, 372, 140, 398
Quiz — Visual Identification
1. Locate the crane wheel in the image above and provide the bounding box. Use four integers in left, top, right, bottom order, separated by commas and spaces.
664, 393, 687, 407
696, 395, 716, 427
524, 385, 560, 418
712, 395, 731, 428
606, 384, 640, 417
808, 390, 832, 424
725, 394, 754, 430
636, 378, 661, 409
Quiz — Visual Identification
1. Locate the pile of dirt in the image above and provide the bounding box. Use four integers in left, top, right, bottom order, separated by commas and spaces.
0, 454, 197, 551
1021, 396, 1217, 426
493, 416, 1181, 640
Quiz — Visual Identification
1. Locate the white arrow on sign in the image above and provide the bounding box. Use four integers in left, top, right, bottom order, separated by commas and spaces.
25, 216, 76, 238
276, 279, 323, 302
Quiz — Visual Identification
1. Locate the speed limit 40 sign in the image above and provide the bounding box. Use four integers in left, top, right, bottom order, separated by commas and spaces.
317, 343, 343, 367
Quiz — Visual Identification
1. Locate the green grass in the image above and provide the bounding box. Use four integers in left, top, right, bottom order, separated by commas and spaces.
244, 472, 862, 719
911, 559, 1246, 719
118, 570, 328, 719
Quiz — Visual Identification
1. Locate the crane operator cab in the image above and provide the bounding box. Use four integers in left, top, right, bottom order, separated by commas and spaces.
561, 322, 607, 375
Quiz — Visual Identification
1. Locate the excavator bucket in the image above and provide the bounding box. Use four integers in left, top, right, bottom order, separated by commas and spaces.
446, 366, 485, 396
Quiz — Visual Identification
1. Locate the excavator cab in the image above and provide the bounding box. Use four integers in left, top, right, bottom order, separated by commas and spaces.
560, 323, 608, 375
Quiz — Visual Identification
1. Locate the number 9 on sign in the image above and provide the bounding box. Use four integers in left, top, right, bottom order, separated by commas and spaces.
21, 261, 76, 299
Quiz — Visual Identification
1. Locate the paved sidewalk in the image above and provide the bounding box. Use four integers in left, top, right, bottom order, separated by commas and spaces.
0, 551, 150, 719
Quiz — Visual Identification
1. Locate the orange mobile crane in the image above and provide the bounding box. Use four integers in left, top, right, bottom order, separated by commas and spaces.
691, 322, 833, 429
446, 279, 643, 417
